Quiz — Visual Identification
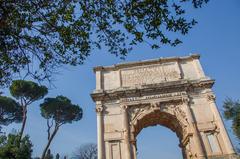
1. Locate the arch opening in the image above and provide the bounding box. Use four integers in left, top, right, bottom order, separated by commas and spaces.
136, 125, 183, 159
131, 109, 186, 159
132, 110, 185, 140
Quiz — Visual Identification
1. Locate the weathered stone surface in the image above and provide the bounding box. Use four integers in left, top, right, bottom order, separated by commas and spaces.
91, 54, 237, 159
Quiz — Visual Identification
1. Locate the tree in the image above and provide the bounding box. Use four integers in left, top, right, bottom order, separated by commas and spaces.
0, 0, 209, 87
73, 143, 97, 159
0, 96, 22, 132
40, 96, 83, 159
9, 80, 48, 140
45, 149, 54, 159
223, 98, 240, 141
56, 153, 60, 159
0, 133, 33, 159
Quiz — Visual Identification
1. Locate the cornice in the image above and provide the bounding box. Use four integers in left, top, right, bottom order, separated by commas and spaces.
93, 54, 200, 73
91, 79, 214, 102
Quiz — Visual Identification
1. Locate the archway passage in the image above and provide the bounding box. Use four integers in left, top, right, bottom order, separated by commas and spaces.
137, 125, 183, 159
132, 110, 185, 140
131, 109, 186, 159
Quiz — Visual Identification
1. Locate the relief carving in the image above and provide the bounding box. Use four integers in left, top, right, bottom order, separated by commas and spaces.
185, 138, 198, 159
128, 104, 151, 125
128, 102, 189, 133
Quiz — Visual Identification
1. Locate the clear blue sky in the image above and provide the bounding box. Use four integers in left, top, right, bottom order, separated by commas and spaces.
2, 0, 240, 158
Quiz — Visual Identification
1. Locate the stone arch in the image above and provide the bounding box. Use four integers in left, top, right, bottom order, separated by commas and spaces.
128, 102, 190, 159
130, 107, 186, 140
132, 112, 184, 158
91, 55, 237, 159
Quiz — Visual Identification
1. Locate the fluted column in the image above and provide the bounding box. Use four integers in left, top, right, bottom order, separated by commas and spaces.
207, 94, 235, 154
131, 140, 137, 159
183, 98, 207, 159
96, 104, 105, 159
121, 105, 132, 159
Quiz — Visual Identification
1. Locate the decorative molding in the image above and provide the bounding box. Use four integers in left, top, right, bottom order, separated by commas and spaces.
93, 54, 200, 72
127, 101, 190, 140
197, 122, 219, 133
91, 79, 214, 102
121, 92, 184, 103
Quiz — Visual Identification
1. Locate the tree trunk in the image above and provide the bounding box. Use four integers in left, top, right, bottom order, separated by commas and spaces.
19, 106, 27, 140
41, 126, 59, 159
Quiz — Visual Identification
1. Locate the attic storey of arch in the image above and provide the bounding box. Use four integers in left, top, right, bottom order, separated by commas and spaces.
0, 0, 208, 87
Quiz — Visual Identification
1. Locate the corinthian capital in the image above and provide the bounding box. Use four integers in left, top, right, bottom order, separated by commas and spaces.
96, 105, 104, 113
182, 97, 190, 105
207, 94, 216, 102
120, 105, 128, 112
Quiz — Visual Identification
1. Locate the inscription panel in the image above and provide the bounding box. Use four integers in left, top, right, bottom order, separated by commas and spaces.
121, 62, 181, 87
121, 92, 185, 103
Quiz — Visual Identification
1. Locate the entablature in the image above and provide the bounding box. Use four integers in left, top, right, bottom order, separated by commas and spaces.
91, 79, 214, 102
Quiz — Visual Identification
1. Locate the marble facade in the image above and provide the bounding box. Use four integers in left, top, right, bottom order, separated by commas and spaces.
91, 54, 237, 159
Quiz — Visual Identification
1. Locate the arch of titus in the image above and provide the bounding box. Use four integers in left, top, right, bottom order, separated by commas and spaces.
91, 54, 237, 159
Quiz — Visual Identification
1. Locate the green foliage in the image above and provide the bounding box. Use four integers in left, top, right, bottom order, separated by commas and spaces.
10, 80, 48, 103
0, 134, 33, 159
223, 98, 240, 139
0, 0, 209, 87
7, 80, 48, 140
40, 96, 82, 159
0, 96, 22, 128
40, 96, 82, 125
